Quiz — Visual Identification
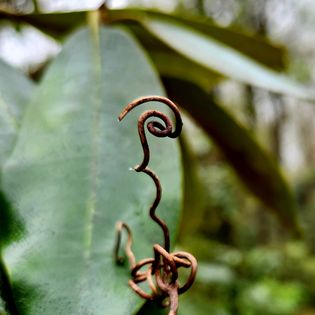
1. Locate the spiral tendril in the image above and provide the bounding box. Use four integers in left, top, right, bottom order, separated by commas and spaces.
114, 96, 197, 315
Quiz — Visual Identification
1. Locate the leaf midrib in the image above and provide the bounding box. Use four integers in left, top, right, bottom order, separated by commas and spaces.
83, 26, 102, 268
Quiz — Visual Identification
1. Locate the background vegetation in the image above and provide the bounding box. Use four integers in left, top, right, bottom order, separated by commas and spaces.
1, 0, 315, 314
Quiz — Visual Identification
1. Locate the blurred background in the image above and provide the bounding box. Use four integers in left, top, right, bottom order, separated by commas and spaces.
2, 0, 315, 314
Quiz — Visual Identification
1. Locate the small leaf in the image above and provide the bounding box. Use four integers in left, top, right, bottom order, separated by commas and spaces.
164, 77, 300, 235
1, 27, 182, 315
145, 17, 315, 101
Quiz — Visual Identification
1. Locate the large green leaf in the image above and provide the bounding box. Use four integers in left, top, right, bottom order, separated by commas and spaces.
145, 17, 315, 101
163, 77, 300, 235
1, 26, 182, 315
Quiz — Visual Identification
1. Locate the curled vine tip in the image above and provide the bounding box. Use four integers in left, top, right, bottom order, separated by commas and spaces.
118, 95, 183, 172
118, 95, 183, 134
114, 95, 197, 315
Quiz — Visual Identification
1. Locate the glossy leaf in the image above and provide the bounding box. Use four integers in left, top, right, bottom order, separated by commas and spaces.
1, 27, 182, 315
145, 18, 315, 101
164, 78, 300, 235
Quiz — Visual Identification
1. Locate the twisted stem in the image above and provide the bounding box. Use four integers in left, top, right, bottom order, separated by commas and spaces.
114, 96, 197, 315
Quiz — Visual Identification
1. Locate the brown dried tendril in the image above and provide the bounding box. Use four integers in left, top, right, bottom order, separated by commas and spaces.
114, 96, 197, 315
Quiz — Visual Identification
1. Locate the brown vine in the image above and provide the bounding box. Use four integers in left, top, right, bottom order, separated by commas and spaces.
114, 96, 197, 315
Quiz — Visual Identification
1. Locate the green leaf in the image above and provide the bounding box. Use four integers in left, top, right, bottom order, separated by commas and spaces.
163, 77, 300, 235
108, 9, 286, 71
1, 26, 182, 315
126, 24, 220, 92
144, 17, 315, 101
0, 59, 34, 167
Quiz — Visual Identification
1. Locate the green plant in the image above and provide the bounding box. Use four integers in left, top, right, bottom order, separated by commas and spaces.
0, 2, 313, 315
